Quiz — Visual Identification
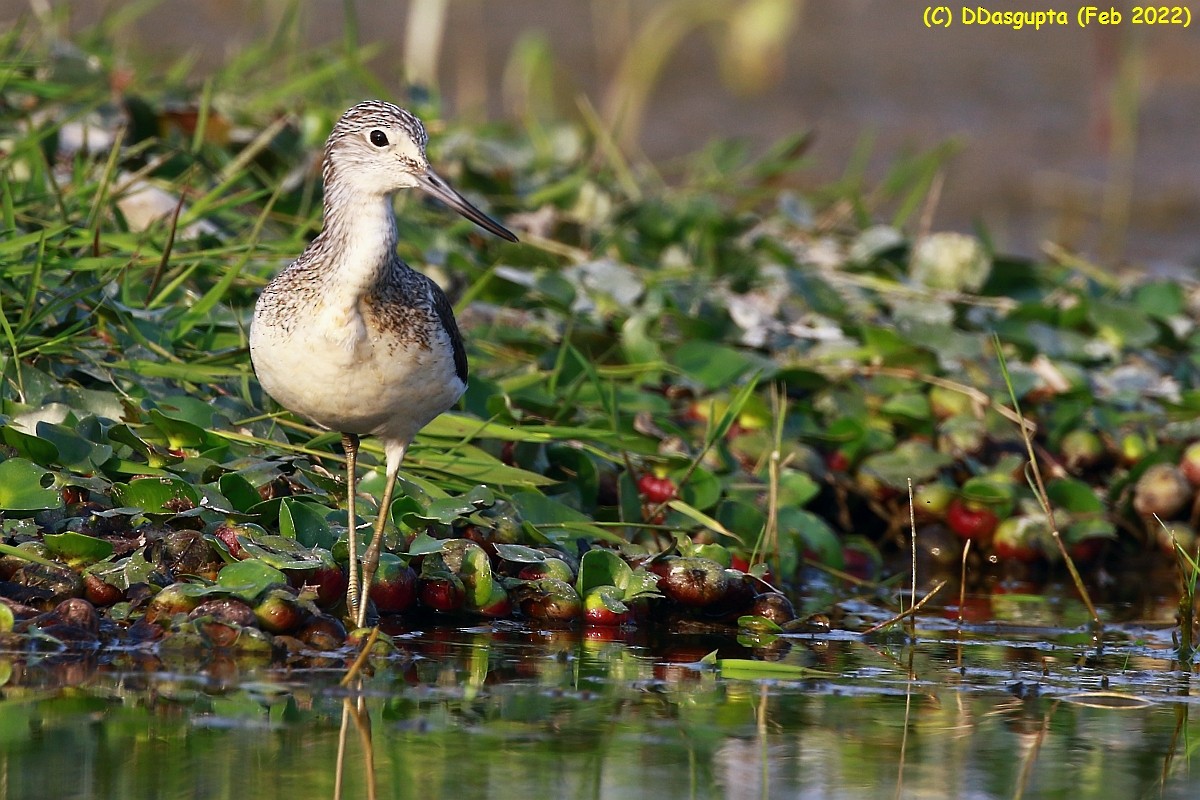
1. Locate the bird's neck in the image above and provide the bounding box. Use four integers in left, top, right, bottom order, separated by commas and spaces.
315, 181, 401, 295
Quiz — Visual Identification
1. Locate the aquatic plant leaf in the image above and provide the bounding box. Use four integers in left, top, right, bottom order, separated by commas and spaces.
35, 421, 111, 470
411, 449, 556, 487
711, 657, 829, 681
668, 499, 738, 540
237, 535, 325, 570
858, 440, 954, 488
43, 532, 114, 565
278, 498, 336, 549
493, 544, 547, 564
218, 473, 261, 514
0, 458, 63, 511
1, 425, 59, 466
672, 340, 772, 390
1088, 300, 1158, 348
511, 491, 623, 543
1133, 281, 1184, 320
215, 559, 289, 600
0, 602, 12, 634
111, 476, 201, 515
1046, 478, 1105, 513
576, 548, 633, 597
441, 539, 493, 608
146, 409, 209, 449
412, 485, 496, 523
777, 470, 820, 508
738, 615, 784, 634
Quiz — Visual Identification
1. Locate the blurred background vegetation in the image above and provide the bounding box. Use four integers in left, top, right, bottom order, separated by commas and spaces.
7, 0, 1199, 273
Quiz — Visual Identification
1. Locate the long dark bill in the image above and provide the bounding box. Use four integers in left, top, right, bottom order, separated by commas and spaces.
417, 170, 518, 242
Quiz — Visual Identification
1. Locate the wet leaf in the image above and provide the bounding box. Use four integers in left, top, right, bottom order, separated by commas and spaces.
511, 491, 623, 543
279, 498, 336, 549
0, 458, 63, 511
576, 548, 633, 596
412, 485, 496, 523
493, 544, 547, 563
112, 476, 201, 515
1, 425, 60, 466
218, 472, 261, 513
43, 532, 114, 566
215, 559, 289, 601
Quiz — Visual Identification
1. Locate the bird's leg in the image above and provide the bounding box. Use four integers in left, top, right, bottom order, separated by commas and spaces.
356, 441, 406, 628
341, 433, 362, 625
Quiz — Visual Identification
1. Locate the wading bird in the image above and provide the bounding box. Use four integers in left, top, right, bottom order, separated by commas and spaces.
250, 101, 517, 626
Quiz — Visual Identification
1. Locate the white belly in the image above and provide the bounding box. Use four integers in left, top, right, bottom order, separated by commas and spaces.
249, 297, 465, 445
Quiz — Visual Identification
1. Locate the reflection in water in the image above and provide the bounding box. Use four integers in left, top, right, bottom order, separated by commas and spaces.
0, 613, 1198, 799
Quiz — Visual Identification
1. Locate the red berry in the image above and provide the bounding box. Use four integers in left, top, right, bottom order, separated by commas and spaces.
584, 586, 630, 626
637, 474, 677, 504
369, 557, 417, 614
418, 574, 466, 613
1181, 442, 1200, 487
825, 451, 851, 472
655, 556, 730, 607
946, 498, 999, 543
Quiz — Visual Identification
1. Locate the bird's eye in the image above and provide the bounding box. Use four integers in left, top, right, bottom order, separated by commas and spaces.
369, 130, 389, 147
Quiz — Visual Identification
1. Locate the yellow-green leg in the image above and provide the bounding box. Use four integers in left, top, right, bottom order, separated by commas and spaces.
342, 433, 362, 625
355, 441, 406, 629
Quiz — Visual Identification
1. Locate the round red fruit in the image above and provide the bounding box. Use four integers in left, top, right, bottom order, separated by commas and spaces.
946, 498, 999, 543
637, 474, 678, 504
584, 586, 630, 627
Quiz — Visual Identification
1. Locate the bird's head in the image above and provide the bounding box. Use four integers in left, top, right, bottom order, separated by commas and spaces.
324, 101, 517, 241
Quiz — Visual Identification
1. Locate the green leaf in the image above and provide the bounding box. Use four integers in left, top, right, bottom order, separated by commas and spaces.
493, 544, 547, 563
112, 476, 201, 515
218, 472, 262, 513
237, 535, 325, 570
880, 391, 931, 422
1088, 299, 1158, 348
412, 485, 496, 523
1046, 478, 1104, 513
671, 341, 772, 390
215, 559, 289, 601
0, 542, 60, 568
1, 425, 59, 466
678, 466, 721, 511
778, 470, 820, 508
858, 440, 954, 489
146, 409, 209, 449
511, 491, 623, 543
0, 458, 62, 511
712, 657, 831, 681
738, 615, 783, 634
668, 499, 740, 540
1133, 281, 1184, 320
622, 568, 662, 600
783, 508, 840, 569
43, 531, 114, 566
279, 498, 337, 549
36, 421, 111, 470
576, 548, 633, 597
0, 602, 12, 633
411, 448, 557, 488
441, 539, 493, 608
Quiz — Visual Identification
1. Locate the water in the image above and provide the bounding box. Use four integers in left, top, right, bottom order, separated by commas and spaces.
3, 595, 1198, 800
